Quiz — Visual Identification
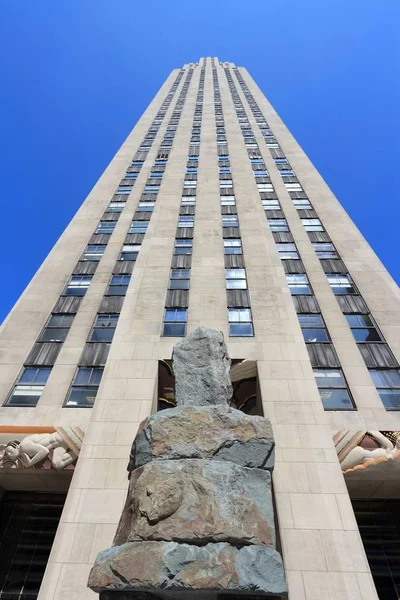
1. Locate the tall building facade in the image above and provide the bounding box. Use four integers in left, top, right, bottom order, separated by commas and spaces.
0, 57, 399, 600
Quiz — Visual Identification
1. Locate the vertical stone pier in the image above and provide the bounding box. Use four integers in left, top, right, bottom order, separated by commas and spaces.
88, 327, 287, 598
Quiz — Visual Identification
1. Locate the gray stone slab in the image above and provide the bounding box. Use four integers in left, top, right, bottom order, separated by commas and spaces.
172, 327, 232, 406
114, 459, 275, 547
89, 542, 287, 597
128, 406, 275, 474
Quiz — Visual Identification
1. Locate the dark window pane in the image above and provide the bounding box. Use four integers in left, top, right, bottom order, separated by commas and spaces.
379, 390, 400, 410
65, 386, 98, 407
74, 368, 92, 385
290, 285, 311, 295
162, 323, 186, 336
65, 287, 87, 296
174, 247, 192, 255
319, 389, 354, 410
169, 279, 190, 290
331, 285, 356, 295
302, 328, 329, 342
352, 328, 381, 342
107, 285, 128, 295
19, 368, 51, 384
120, 252, 138, 261
7, 389, 41, 406
39, 328, 68, 342
48, 315, 74, 327
345, 314, 373, 328
229, 322, 254, 337
90, 328, 115, 342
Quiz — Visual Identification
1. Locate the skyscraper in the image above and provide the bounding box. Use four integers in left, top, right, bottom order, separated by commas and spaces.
0, 57, 399, 599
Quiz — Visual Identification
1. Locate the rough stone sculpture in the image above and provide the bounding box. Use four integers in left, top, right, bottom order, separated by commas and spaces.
88, 327, 287, 598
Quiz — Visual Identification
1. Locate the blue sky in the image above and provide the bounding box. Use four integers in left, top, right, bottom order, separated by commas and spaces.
0, 1, 399, 322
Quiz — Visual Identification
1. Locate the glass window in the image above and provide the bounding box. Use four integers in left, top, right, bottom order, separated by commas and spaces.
106, 275, 131, 296
6, 367, 52, 407
370, 369, 400, 411
327, 274, 356, 295
293, 199, 312, 209
117, 186, 133, 195
224, 239, 242, 255
279, 169, 295, 176
298, 314, 329, 342
174, 239, 192, 255
124, 172, 138, 179
82, 245, 106, 261
314, 369, 354, 410
277, 243, 299, 260
171, 269, 191, 279
226, 268, 247, 290
129, 221, 148, 234
89, 314, 119, 342
65, 275, 92, 296
268, 219, 288, 232
253, 170, 269, 177
301, 219, 324, 232
222, 216, 239, 227
183, 180, 197, 188
220, 180, 233, 188
149, 171, 163, 178
274, 159, 288, 165
144, 185, 160, 193
95, 221, 116, 234
262, 199, 280, 210
181, 197, 196, 206
107, 201, 126, 212
65, 367, 103, 407
345, 314, 382, 342
136, 202, 155, 212
39, 314, 74, 342
219, 167, 231, 173
284, 183, 302, 191
120, 244, 140, 261
178, 216, 194, 228
312, 243, 338, 259
186, 168, 198, 174
162, 308, 188, 337
228, 308, 254, 337
286, 274, 312, 295
257, 183, 274, 191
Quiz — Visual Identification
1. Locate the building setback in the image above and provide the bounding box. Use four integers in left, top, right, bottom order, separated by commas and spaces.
0, 57, 399, 600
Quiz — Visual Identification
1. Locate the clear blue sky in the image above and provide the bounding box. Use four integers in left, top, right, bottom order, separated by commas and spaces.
0, 1, 399, 323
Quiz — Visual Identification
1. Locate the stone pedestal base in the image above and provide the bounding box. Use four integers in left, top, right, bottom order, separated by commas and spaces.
89, 542, 287, 598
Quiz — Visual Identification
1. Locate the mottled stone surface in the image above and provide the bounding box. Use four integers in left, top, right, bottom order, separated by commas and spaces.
89, 542, 287, 597
114, 459, 274, 547
129, 406, 275, 474
172, 328, 232, 407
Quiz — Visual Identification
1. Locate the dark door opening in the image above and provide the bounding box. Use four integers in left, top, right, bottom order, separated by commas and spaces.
0, 491, 65, 599
352, 499, 400, 600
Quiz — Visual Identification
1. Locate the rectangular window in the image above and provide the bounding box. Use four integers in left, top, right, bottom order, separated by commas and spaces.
257, 183, 274, 192
253, 170, 269, 177
220, 195, 235, 206
222, 215, 239, 228
149, 171, 163, 179
228, 308, 254, 337
178, 215, 195, 228
312, 243, 338, 259
345, 314, 382, 342
181, 198, 196, 206
219, 167, 231, 173
186, 168, 198, 174
293, 199, 312, 209
174, 239, 193, 255
129, 221, 148, 234
314, 369, 354, 410
120, 244, 140, 261
6, 367, 52, 407
131, 161, 144, 167
286, 274, 312, 295
82, 245, 106, 261
284, 183, 302, 191
274, 158, 288, 165
117, 186, 133, 195
106, 275, 131, 296
136, 202, 155, 212
220, 180, 233, 188
327, 274, 356, 295
302, 219, 324, 232
107, 201, 126, 212
262, 199, 280, 210
369, 370, 400, 410
226, 268, 247, 290
144, 185, 160, 193
183, 180, 197, 188
39, 314, 75, 342
95, 222, 116, 234
162, 308, 188, 336
65, 275, 92, 296
169, 269, 191, 290
224, 239, 242, 254
124, 172, 138, 180
268, 219, 288, 232
279, 169, 295, 176
277, 243, 299, 260
65, 367, 103, 407
298, 314, 329, 342
89, 314, 119, 342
